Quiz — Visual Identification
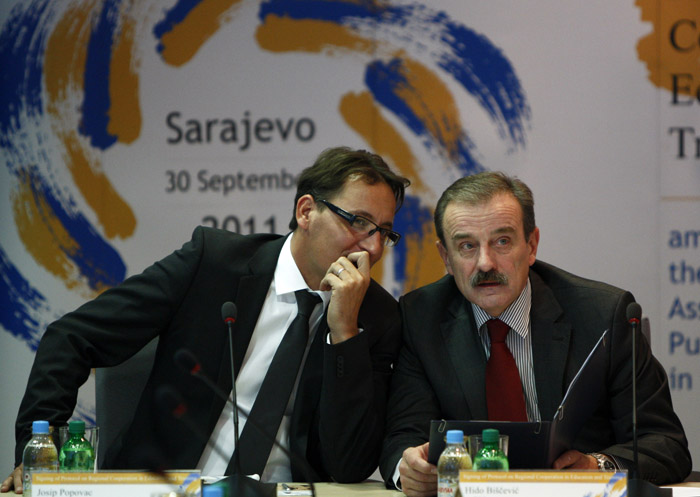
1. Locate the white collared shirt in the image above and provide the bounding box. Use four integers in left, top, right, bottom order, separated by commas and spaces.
197, 233, 329, 481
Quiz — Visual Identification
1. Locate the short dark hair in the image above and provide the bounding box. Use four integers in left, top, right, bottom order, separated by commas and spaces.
434, 171, 535, 245
289, 146, 410, 230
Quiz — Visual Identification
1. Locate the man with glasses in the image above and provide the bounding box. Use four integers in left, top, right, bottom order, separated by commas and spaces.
4, 146, 410, 493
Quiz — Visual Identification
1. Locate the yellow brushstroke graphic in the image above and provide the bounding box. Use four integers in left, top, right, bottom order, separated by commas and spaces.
160, 0, 243, 66
340, 91, 426, 194
391, 56, 467, 164
256, 15, 375, 54
12, 168, 98, 298
108, 12, 141, 143
636, 0, 700, 94
403, 225, 444, 292
341, 92, 444, 290
44, 4, 136, 240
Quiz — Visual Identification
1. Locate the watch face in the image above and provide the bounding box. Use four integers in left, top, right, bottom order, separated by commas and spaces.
595, 454, 615, 470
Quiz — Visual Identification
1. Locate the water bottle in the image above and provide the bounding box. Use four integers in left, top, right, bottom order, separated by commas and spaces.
437, 429, 472, 496
59, 420, 95, 471
22, 420, 58, 497
472, 428, 509, 470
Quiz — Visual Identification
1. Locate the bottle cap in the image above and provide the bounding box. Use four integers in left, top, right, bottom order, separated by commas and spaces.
482, 428, 499, 443
202, 485, 224, 497
32, 420, 50, 434
68, 420, 86, 435
446, 429, 464, 444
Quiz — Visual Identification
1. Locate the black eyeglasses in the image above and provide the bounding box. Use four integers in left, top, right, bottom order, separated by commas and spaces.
318, 199, 401, 247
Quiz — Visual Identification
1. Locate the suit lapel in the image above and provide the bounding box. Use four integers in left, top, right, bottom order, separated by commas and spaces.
529, 270, 571, 421
215, 237, 285, 392
442, 291, 489, 420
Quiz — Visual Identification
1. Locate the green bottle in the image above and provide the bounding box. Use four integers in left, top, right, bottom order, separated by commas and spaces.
472, 428, 509, 471
59, 420, 95, 472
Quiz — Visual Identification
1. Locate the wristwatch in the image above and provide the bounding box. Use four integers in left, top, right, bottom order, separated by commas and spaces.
590, 453, 616, 471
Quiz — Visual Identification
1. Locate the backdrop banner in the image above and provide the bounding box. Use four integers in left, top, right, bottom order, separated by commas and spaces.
1, 0, 697, 474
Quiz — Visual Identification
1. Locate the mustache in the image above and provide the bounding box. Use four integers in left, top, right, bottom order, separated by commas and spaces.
470, 270, 508, 287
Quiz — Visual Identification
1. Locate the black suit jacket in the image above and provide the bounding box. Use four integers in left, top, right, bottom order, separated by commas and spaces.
16, 227, 401, 482
380, 260, 691, 486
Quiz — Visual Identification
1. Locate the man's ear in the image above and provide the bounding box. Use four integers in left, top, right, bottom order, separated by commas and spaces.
436, 239, 454, 275
295, 194, 315, 230
527, 227, 540, 266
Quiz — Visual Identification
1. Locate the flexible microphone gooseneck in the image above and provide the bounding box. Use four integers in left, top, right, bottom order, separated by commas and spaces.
221, 301, 241, 473
172, 347, 318, 497
626, 302, 642, 479
625, 302, 670, 497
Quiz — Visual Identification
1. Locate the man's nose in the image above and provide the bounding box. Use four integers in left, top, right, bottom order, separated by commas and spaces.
476, 246, 496, 272
358, 230, 384, 261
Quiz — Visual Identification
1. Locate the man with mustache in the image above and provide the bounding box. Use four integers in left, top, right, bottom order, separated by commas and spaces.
379, 172, 691, 497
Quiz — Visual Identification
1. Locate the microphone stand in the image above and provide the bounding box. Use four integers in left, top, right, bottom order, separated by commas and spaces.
625, 303, 670, 497
174, 340, 317, 497
225, 316, 241, 474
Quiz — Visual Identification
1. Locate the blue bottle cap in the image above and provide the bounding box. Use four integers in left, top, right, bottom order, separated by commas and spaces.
32, 421, 50, 434
202, 485, 224, 497
446, 430, 464, 444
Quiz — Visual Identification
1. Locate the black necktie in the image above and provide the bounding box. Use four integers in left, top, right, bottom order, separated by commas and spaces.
228, 289, 322, 476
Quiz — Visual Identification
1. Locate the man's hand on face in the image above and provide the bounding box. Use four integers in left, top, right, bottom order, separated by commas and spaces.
320, 251, 371, 344
1, 465, 24, 494
399, 442, 438, 497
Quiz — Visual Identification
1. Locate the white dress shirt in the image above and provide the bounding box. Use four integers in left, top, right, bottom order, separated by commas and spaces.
197, 233, 329, 481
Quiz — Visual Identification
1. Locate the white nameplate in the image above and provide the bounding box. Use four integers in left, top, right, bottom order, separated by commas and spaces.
459, 470, 627, 497
31, 471, 201, 497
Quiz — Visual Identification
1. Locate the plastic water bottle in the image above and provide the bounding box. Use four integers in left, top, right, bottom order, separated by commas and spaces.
22, 420, 58, 496
437, 429, 472, 496
472, 428, 509, 470
59, 420, 95, 471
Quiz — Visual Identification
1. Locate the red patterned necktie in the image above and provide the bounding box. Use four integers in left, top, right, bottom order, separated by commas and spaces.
485, 319, 528, 422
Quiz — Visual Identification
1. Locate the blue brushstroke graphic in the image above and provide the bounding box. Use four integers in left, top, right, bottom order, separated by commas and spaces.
0, 0, 51, 146
153, 0, 205, 53
22, 166, 127, 291
390, 195, 433, 290
365, 58, 479, 174
80, 0, 123, 150
258, 0, 530, 158
0, 244, 47, 351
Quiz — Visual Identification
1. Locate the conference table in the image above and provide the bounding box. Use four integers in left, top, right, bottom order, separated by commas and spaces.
0, 480, 398, 497
3, 478, 700, 496
2, 478, 699, 496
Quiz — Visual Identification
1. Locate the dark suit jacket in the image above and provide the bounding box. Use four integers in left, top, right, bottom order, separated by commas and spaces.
16, 227, 401, 482
380, 260, 691, 486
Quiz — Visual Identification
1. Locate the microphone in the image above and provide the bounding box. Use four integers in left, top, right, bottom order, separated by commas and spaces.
221, 301, 242, 474
173, 347, 318, 496
626, 302, 642, 478
220, 301, 242, 473
625, 302, 669, 497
